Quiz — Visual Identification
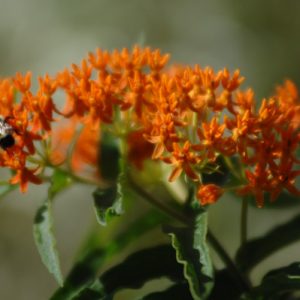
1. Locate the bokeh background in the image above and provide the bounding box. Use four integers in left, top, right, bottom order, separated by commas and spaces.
1, 0, 300, 299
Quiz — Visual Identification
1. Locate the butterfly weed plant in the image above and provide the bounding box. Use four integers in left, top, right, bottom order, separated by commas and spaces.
1, 47, 300, 299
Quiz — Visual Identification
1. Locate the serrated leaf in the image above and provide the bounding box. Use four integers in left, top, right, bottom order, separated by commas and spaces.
243, 262, 300, 300
99, 131, 120, 182
75, 245, 184, 299
99, 245, 184, 295
236, 213, 300, 272
93, 184, 123, 226
33, 199, 63, 286
51, 210, 169, 300
163, 211, 213, 300
140, 282, 191, 300
33, 168, 71, 286
50, 249, 105, 300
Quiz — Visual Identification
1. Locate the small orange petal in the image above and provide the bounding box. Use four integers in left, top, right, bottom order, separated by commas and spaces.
197, 184, 224, 206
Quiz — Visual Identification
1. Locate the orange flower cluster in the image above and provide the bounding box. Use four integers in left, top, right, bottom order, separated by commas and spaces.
0, 47, 170, 191
0, 72, 52, 191
0, 47, 299, 208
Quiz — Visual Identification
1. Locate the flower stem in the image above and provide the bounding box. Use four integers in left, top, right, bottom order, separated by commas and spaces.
241, 197, 248, 246
207, 228, 250, 292
127, 175, 191, 225
128, 175, 251, 292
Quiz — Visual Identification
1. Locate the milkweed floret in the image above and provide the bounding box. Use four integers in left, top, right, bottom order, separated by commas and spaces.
197, 184, 224, 206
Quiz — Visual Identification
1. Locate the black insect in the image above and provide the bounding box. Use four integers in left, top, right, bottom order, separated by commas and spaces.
0, 117, 15, 150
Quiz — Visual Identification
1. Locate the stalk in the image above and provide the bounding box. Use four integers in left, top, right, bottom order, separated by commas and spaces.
128, 175, 251, 292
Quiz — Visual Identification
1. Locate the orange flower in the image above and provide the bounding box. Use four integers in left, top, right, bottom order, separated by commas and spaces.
10, 110, 42, 154
10, 167, 42, 193
269, 159, 300, 201
50, 119, 77, 166
0, 79, 15, 116
13, 72, 31, 93
163, 141, 200, 182
50, 119, 100, 177
275, 80, 300, 128
88, 48, 110, 74
71, 125, 100, 175
1, 146, 42, 192
238, 164, 272, 208
146, 48, 170, 74
144, 113, 180, 159
221, 68, 245, 92
197, 184, 224, 205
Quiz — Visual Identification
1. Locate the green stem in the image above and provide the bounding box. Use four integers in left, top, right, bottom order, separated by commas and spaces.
43, 163, 100, 187
241, 197, 248, 246
128, 175, 191, 225
128, 175, 251, 292
223, 156, 241, 180
207, 228, 250, 292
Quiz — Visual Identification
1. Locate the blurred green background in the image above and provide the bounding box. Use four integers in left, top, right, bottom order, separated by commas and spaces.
1, 0, 300, 299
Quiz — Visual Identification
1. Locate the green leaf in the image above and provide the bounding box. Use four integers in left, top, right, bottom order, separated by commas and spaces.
77, 209, 169, 261
105, 210, 170, 256
99, 130, 120, 182
93, 184, 123, 226
72, 280, 105, 300
51, 210, 169, 300
208, 269, 245, 300
99, 245, 184, 295
33, 199, 63, 286
140, 282, 191, 300
75, 245, 184, 299
243, 262, 300, 300
72, 289, 104, 300
33, 168, 71, 286
163, 210, 214, 300
236, 213, 300, 272
50, 249, 105, 300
